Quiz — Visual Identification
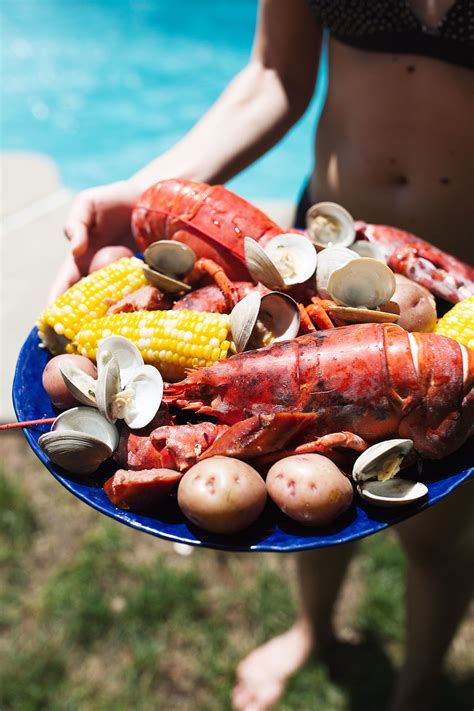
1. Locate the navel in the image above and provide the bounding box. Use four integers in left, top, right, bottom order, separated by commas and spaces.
393, 175, 409, 187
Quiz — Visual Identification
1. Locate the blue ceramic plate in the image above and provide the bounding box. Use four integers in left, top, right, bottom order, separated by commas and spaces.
13, 328, 473, 552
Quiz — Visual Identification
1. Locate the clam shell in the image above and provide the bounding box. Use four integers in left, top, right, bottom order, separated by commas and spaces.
39, 431, 113, 475
144, 240, 196, 276
230, 291, 301, 352
97, 336, 144, 387
306, 202, 355, 249
229, 292, 262, 353
244, 237, 285, 290
351, 241, 387, 262
59, 362, 97, 407
96, 356, 121, 423
142, 263, 192, 293
264, 234, 317, 286
258, 292, 301, 343
352, 439, 414, 483
357, 479, 428, 507
328, 258, 396, 309
121, 364, 163, 429
51, 406, 119, 452
315, 247, 358, 299
328, 305, 399, 324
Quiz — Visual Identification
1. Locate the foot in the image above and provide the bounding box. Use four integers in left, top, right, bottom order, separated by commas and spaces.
231, 619, 316, 711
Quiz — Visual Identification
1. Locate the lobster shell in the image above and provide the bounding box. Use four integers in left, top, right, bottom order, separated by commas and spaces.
132, 179, 292, 280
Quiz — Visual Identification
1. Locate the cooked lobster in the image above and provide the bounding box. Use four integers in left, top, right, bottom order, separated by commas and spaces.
132, 179, 474, 304
114, 323, 473, 475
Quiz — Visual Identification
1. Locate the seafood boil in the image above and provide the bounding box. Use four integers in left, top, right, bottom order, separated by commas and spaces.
11, 179, 474, 535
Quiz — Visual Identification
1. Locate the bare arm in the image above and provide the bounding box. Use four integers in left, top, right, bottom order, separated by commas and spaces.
132, 0, 323, 188
52, 0, 322, 299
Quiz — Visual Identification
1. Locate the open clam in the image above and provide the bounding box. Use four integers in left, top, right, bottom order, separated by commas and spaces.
143, 240, 196, 293
244, 234, 317, 290
306, 202, 355, 250
353, 439, 428, 507
315, 246, 358, 300
39, 407, 119, 475
58, 336, 163, 429
326, 257, 398, 324
230, 291, 301, 353
95, 337, 163, 427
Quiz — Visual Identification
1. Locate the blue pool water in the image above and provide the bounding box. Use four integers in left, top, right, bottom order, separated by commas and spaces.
1, 0, 327, 201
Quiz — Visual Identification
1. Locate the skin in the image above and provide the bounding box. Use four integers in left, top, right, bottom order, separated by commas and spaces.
53, 1, 474, 710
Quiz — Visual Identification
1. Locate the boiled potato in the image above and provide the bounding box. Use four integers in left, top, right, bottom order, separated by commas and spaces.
178, 456, 267, 534
266, 454, 353, 526
89, 246, 134, 273
391, 274, 437, 332
42, 354, 97, 409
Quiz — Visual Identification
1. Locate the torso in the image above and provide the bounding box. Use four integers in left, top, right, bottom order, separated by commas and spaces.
306, 3, 474, 264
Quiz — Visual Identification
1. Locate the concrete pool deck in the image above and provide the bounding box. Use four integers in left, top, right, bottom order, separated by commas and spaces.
0, 151, 294, 422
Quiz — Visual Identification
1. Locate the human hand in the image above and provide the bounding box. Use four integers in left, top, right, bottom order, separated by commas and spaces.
49, 179, 143, 302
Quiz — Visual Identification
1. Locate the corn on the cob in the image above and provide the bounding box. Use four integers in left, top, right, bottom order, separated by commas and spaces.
38, 258, 147, 354
74, 309, 232, 381
434, 295, 474, 350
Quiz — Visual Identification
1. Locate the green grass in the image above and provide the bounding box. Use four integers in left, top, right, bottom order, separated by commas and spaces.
0, 470, 37, 629
356, 533, 406, 643
0, 441, 472, 711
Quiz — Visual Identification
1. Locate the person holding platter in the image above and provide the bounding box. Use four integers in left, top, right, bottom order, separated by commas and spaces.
52, 1, 474, 710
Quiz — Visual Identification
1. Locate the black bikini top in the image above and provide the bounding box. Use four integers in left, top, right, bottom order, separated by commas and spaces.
308, 1, 474, 68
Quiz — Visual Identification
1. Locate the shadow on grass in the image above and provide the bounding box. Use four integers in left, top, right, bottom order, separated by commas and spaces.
322, 633, 394, 710
284, 632, 474, 711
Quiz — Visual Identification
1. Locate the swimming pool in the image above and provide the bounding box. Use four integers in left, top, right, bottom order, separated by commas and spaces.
1, 0, 327, 201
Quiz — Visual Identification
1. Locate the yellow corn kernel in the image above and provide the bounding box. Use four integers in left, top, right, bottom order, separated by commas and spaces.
434, 295, 474, 350
37, 257, 147, 354
74, 309, 231, 381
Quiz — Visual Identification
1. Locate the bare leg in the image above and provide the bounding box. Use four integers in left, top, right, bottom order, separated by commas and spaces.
393, 480, 474, 711
232, 541, 358, 711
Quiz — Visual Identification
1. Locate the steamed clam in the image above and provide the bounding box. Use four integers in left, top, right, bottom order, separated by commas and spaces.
143, 240, 196, 293
59, 336, 164, 430
244, 234, 317, 290
229, 291, 300, 353
325, 257, 399, 325
353, 439, 428, 507
315, 246, 358, 300
39, 407, 119, 475
306, 202, 355, 250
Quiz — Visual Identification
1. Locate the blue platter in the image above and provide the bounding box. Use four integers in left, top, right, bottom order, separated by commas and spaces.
13, 328, 473, 552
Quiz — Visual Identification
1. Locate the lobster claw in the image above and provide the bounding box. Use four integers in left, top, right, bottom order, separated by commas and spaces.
355, 222, 474, 304
198, 413, 317, 461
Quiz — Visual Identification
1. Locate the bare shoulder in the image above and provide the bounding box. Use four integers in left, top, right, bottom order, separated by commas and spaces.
253, 0, 323, 95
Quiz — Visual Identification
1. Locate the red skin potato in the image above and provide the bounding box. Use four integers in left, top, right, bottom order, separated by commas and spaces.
177, 456, 267, 534
104, 468, 183, 513
266, 454, 354, 527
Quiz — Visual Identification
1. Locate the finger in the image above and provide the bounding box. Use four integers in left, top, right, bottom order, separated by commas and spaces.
64, 197, 95, 257
47, 254, 82, 305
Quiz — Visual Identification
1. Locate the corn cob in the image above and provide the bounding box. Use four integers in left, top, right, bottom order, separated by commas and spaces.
74, 309, 232, 381
434, 295, 474, 350
38, 258, 147, 354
